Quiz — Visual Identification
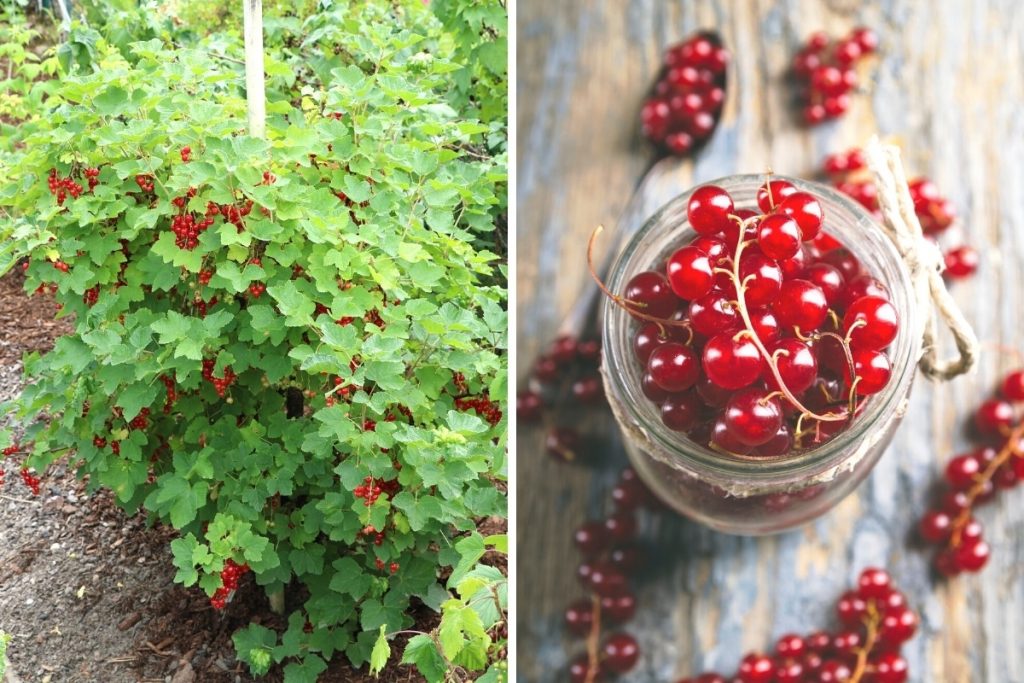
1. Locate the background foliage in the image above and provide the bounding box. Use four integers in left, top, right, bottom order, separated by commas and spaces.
0, 1, 507, 681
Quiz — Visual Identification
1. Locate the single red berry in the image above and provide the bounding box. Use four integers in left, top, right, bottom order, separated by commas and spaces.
756, 179, 797, 213
624, 271, 678, 319
843, 348, 892, 395
687, 185, 736, 236
773, 279, 828, 333
757, 213, 802, 259
919, 509, 953, 542
776, 191, 824, 240
723, 388, 784, 447
661, 392, 702, 432
844, 296, 899, 350
648, 342, 700, 392
975, 399, 1013, 435
702, 333, 762, 390
945, 453, 981, 489
870, 652, 908, 683
944, 245, 978, 279
736, 653, 775, 683
667, 245, 715, 300
1002, 370, 1024, 401
601, 633, 639, 673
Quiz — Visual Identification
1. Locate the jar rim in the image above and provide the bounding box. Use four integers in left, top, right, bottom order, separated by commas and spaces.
601, 173, 923, 481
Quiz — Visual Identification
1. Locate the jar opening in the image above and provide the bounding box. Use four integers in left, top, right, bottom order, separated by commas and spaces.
601, 174, 923, 480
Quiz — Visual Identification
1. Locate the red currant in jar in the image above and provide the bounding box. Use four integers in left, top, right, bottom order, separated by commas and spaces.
687, 185, 735, 235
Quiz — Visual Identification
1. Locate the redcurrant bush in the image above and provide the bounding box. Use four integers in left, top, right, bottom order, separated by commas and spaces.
0, 6, 507, 680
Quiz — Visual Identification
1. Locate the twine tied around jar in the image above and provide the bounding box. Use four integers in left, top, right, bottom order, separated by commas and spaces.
863, 137, 978, 381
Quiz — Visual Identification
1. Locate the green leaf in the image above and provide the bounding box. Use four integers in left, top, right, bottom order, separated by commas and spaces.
369, 625, 391, 675
402, 635, 447, 683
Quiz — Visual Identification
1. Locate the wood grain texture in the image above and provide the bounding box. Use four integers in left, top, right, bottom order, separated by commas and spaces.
516, 1, 1024, 681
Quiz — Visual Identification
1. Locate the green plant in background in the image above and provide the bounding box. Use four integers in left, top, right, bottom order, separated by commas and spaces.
0, 1, 507, 680
0, 630, 10, 679
0, 7, 60, 145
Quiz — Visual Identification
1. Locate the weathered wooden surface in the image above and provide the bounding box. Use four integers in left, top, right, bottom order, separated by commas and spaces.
516, 1, 1024, 681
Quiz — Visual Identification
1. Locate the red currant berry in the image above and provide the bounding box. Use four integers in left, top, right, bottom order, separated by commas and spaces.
954, 538, 990, 572
856, 566, 891, 599
702, 333, 762, 390
689, 291, 739, 337
843, 348, 891, 395
773, 279, 828, 333
945, 453, 981, 489
564, 600, 594, 636
975, 399, 1013, 434
687, 185, 735, 235
723, 388, 783, 447
601, 592, 637, 622
870, 652, 908, 683
661, 392, 702, 432
1002, 370, 1024, 401
624, 271, 678, 319
667, 246, 715, 299
944, 245, 978, 279
919, 509, 953, 542
647, 342, 700, 392
601, 633, 639, 673
777, 191, 824, 240
736, 653, 775, 683
757, 214, 802, 259
774, 634, 806, 659
756, 179, 797, 213
878, 605, 918, 646
801, 263, 845, 307
843, 296, 899, 350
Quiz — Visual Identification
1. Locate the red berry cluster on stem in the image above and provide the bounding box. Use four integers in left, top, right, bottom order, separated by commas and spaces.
596, 178, 899, 456
135, 173, 155, 193
641, 32, 729, 156
454, 394, 504, 427
210, 558, 250, 610
47, 168, 85, 205
792, 28, 877, 125
20, 467, 41, 495
823, 149, 975, 280
520, 335, 602, 463
566, 468, 653, 682
918, 369, 1024, 575
202, 359, 236, 397
161, 374, 178, 413
676, 569, 915, 683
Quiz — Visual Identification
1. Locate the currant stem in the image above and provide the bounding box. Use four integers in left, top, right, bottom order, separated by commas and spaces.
948, 421, 1024, 547
726, 218, 845, 423
848, 605, 881, 683
588, 227, 693, 332
584, 594, 603, 683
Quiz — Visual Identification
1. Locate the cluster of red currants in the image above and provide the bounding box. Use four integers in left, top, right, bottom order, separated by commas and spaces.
792, 28, 877, 125
640, 33, 729, 156
918, 369, 1024, 575
47, 168, 85, 205
20, 467, 41, 496
210, 558, 250, 610
82, 285, 100, 307
354, 476, 385, 506
180, 146, 191, 163
248, 258, 266, 298
161, 374, 177, 414
361, 524, 387, 547
565, 467, 653, 682
454, 394, 504, 427
128, 407, 151, 431
170, 196, 217, 250
193, 295, 218, 319
374, 558, 400, 574
202, 359, 237, 398
616, 180, 898, 455
135, 174, 155, 193
823, 149, 977, 280
518, 335, 602, 457
676, 569, 916, 683
221, 200, 253, 231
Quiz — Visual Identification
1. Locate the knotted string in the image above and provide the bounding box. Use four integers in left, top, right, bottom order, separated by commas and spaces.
863, 137, 978, 380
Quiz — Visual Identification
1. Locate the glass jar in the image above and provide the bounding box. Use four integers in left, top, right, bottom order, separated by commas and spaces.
600, 175, 922, 535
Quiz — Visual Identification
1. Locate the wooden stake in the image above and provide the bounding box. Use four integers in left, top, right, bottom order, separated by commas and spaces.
242, 0, 266, 139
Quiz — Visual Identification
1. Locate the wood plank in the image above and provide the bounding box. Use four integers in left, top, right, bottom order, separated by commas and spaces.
516, 1, 1024, 681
